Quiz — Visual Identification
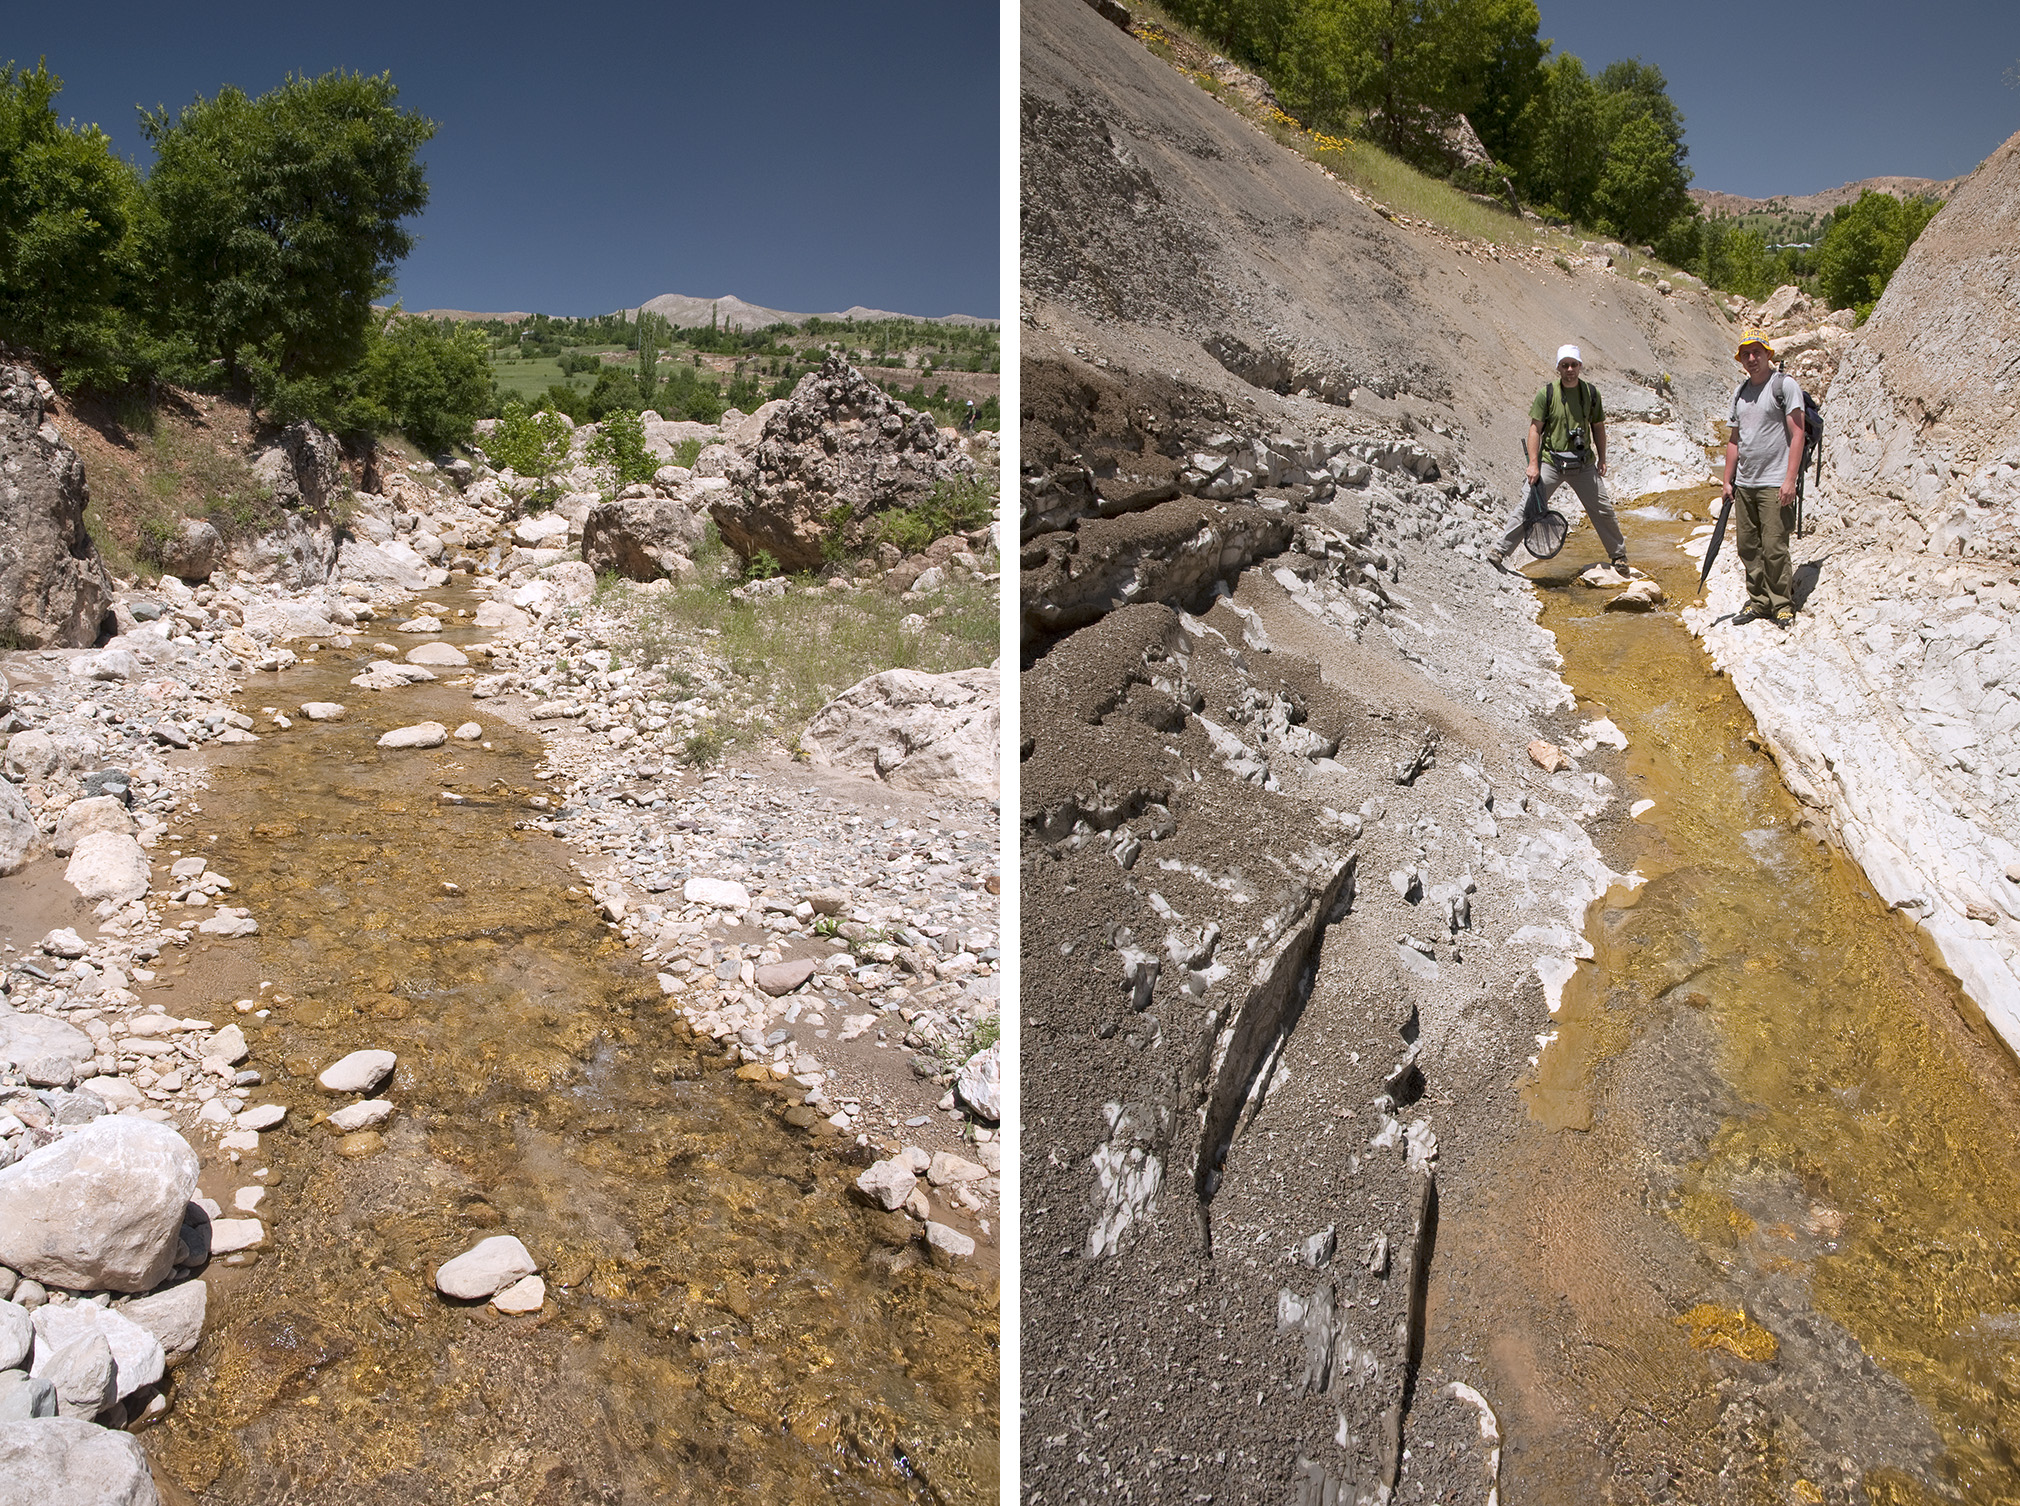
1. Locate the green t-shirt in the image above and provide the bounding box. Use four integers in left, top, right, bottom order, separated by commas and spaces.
1529, 379, 1603, 454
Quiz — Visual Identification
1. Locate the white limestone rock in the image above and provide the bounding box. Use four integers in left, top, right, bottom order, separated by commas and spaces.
0, 1118, 197, 1292
31, 1300, 165, 1401
435, 1235, 538, 1300
63, 831, 151, 906
318, 1050, 396, 1093
0, 1414, 161, 1503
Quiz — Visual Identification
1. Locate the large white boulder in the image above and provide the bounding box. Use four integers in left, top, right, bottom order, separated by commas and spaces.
956, 1041, 1001, 1122
62, 830, 151, 905
337, 537, 429, 591
801, 665, 1000, 798
0, 1413, 162, 1503
30, 1302, 165, 1401
115, 1280, 207, 1361
0, 1002, 94, 1073
0, 1118, 198, 1292
51, 795, 133, 856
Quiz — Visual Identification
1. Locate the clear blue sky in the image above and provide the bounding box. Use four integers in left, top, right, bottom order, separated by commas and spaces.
1537, 0, 2020, 198
8, 0, 998, 319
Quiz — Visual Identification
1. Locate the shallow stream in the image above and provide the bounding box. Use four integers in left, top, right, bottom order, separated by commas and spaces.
140, 585, 997, 1503
1425, 495, 2020, 1504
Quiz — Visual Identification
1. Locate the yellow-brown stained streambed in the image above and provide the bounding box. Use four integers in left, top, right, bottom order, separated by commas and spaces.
141, 590, 997, 1503
1423, 496, 2020, 1504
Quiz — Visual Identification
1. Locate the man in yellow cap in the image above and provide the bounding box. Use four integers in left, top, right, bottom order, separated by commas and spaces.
1722, 330, 1808, 624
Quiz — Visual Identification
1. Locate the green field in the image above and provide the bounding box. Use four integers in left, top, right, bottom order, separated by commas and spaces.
489, 346, 633, 402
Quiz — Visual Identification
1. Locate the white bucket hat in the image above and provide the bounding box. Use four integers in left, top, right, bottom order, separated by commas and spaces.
1556, 344, 1582, 365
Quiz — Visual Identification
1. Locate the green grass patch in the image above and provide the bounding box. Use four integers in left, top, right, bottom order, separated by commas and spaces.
609, 550, 997, 757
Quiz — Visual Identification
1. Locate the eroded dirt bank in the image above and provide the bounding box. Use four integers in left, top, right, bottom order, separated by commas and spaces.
1018, 0, 2020, 1500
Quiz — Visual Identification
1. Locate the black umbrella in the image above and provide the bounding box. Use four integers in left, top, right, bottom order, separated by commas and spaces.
1698, 492, 1734, 592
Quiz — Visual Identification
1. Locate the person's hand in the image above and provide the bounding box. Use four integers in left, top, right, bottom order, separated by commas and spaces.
1779, 476, 1797, 505
1526, 465, 1540, 484
1595, 457, 1607, 477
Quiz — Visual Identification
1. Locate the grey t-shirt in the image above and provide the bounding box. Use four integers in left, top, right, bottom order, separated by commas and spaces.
1730, 371, 1804, 488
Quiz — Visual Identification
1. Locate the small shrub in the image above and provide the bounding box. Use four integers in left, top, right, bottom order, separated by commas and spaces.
868, 475, 997, 556
743, 549, 781, 581
680, 723, 726, 767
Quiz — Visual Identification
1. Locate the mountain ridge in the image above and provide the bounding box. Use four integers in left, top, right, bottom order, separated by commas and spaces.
405, 294, 997, 329
1690, 173, 1962, 217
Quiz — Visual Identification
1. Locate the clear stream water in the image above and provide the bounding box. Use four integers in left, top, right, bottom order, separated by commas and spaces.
1425, 493, 2020, 1505
139, 584, 997, 1504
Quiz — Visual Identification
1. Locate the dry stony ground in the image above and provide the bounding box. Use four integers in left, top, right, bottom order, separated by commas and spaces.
1017, 0, 1751, 1499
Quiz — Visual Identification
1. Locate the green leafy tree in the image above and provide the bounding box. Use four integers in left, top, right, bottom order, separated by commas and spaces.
141, 70, 434, 397
1593, 112, 1692, 245
361, 315, 493, 453
584, 366, 643, 420
635, 309, 671, 410
0, 62, 151, 389
587, 407, 656, 487
1514, 53, 1603, 220
486, 401, 572, 502
1815, 190, 1942, 317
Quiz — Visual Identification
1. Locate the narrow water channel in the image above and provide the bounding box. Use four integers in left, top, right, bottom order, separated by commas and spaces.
143, 583, 997, 1503
1423, 495, 2020, 1505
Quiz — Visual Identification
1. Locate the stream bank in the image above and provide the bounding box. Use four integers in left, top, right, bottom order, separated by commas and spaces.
1417, 496, 2020, 1503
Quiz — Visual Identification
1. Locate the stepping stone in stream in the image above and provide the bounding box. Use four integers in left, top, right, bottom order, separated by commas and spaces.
319, 1050, 396, 1094
435, 1236, 538, 1300
378, 722, 448, 750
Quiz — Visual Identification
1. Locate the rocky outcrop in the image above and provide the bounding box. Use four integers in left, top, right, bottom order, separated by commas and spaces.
709, 358, 977, 571
249, 420, 345, 513
1687, 126, 2020, 1051
0, 367, 114, 647
580, 488, 707, 581
801, 666, 1001, 797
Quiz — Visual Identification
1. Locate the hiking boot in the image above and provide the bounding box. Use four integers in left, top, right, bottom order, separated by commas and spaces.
1486, 549, 1509, 573
1773, 606, 1796, 626
1733, 604, 1770, 625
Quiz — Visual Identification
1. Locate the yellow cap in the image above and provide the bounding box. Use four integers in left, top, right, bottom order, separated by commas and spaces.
1736, 328, 1775, 359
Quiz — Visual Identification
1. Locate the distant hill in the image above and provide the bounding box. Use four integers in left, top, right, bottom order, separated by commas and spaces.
407, 295, 996, 329
1691, 174, 1963, 218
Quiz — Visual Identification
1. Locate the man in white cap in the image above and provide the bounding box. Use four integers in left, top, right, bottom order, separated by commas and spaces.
1488, 344, 1629, 572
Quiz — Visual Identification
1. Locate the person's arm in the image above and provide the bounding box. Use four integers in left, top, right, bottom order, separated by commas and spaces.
1593, 419, 1607, 477
1526, 419, 1542, 482
1723, 438, 1739, 500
